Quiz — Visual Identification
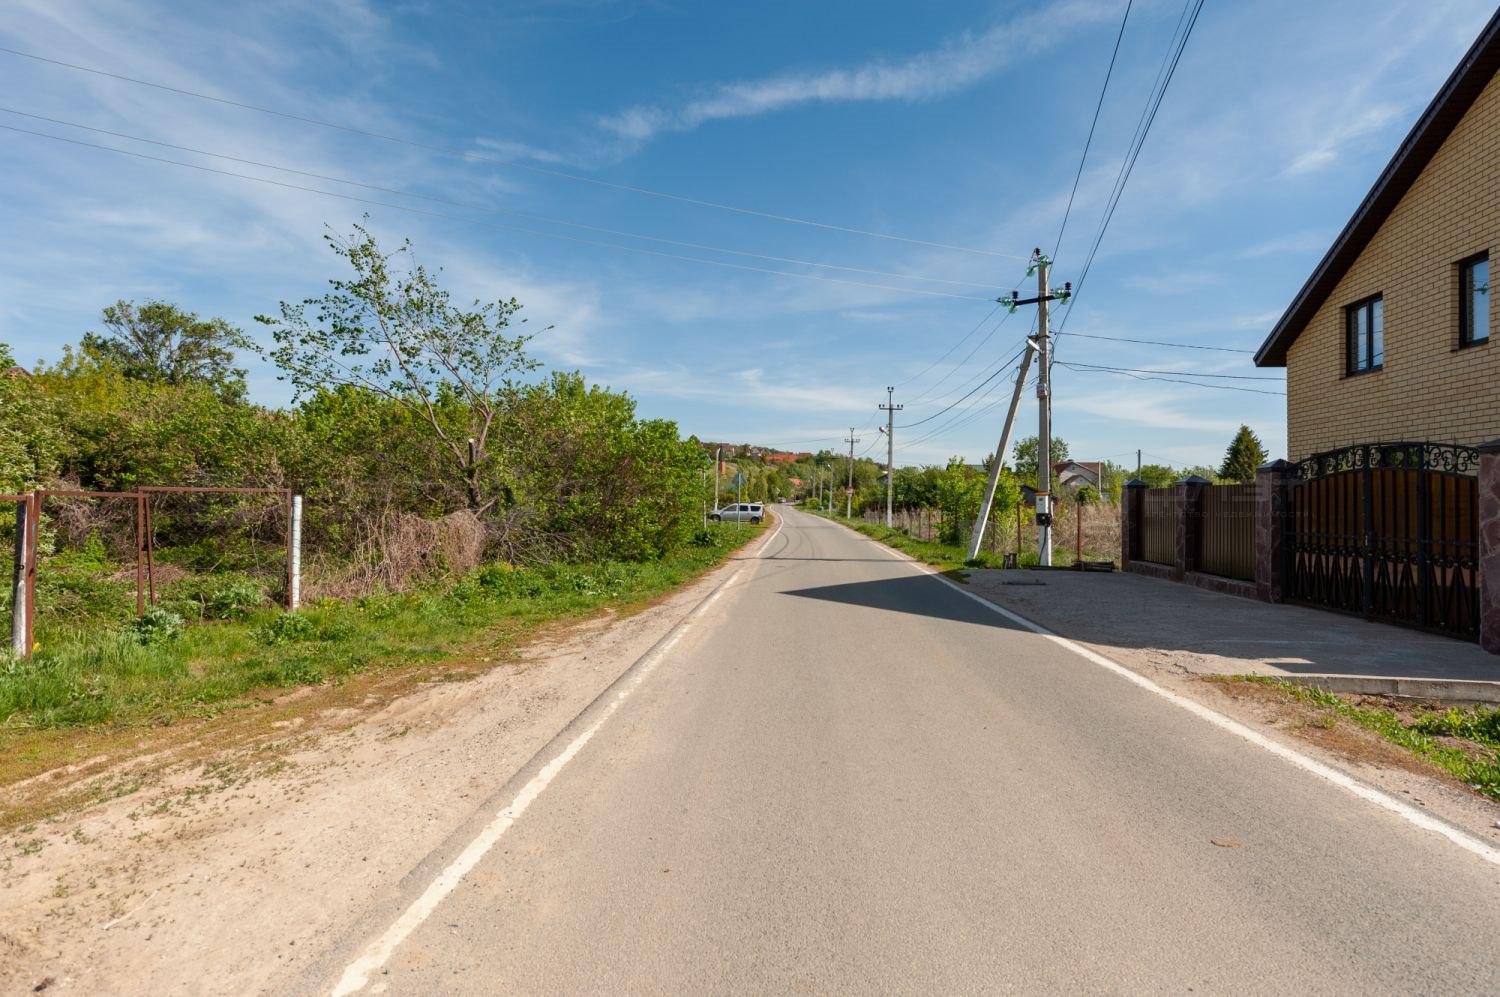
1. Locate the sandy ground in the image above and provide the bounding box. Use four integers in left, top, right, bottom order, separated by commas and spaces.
0, 544, 759, 996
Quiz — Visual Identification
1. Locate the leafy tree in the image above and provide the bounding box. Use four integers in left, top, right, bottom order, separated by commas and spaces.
1012, 435, 1071, 486
258, 221, 540, 516
0, 342, 63, 492
1218, 424, 1268, 483
81, 300, 252, 403
1135, 464, 1178, 489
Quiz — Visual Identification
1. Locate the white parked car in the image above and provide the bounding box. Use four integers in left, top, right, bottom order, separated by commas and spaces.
711, 502, 764, 524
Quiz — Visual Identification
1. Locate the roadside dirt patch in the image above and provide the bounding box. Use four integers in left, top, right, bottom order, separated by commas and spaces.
0, 556, 742, 996
1200, 679, 1457, 783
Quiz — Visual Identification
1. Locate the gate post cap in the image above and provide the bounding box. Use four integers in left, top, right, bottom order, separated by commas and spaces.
1476, 438, 1500, 455
1123, 479, 1149, 489
1256, 459, 1295, 473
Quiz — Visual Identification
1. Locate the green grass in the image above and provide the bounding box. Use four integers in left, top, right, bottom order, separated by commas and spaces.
1235, 675, 1500, 801
809, 509, 1109, 574
0, 522, 759, 734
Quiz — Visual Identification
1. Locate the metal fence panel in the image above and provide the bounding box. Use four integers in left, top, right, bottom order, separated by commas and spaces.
1199, 483, 1256, 580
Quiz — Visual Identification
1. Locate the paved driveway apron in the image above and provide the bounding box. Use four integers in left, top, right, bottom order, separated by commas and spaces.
321, 507, 1500, 994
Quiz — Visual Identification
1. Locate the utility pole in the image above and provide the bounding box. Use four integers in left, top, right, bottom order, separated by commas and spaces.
1037, 254, 1053, 566
844, 428, 860, 518
990, 250, 1071, 566
967, 337, 1038, 561
879, 387, 903, 528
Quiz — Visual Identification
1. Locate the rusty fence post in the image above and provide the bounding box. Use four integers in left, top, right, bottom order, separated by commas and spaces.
1477, 439, 1500, 654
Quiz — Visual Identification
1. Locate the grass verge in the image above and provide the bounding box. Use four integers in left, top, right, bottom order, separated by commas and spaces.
0, 521, 761, 793
810, 508, 1112, 575
1224, 675, 1500, 802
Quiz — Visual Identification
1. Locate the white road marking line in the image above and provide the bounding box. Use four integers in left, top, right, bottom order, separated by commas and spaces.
851, 528, 1500, 868
331, 563, 748, 996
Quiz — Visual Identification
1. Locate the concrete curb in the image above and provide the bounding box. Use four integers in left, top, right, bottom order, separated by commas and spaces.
1280, 674, 1500, 707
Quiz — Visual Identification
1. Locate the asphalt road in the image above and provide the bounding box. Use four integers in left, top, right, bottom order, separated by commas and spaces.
316, 507, 1500, 995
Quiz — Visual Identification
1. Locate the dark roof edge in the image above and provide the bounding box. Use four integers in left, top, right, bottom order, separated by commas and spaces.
1254, 8, 1500, 368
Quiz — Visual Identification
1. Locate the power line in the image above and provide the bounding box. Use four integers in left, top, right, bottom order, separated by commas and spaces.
1, 123, 1000, 303
892, 304, 1000, 389
903, 309, 1018, 406
0, 45, 1027, 261
894, 341, 1028, 429
1061, 332, 1253, 353
1053, 0, 1134, 260
1054, 0, 1206, 345
1060, 361, 1282, 381
0, 106, 1000, 292
1055, 361, 1285, 396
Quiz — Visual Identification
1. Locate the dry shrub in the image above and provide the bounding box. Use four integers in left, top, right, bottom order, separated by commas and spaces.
307, 508, 486, 599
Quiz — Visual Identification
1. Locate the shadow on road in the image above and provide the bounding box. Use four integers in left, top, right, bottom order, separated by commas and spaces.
781, 574, 1031, 633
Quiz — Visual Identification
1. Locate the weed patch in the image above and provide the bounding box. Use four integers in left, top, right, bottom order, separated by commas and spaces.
1234, 676, 1500, 801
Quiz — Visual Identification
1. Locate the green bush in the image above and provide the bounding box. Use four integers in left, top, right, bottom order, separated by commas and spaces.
164, 573, 267, 620
125, 606, 184, 645
254, 611, 316, 646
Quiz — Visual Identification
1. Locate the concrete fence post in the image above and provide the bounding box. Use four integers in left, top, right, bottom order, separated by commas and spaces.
1121, 479, 1147, 569
1478, 439, 1500, 655
1254, 459, 1296, 604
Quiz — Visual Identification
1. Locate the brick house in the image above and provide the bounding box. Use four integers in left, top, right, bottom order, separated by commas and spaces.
1254, 9, 1498, 459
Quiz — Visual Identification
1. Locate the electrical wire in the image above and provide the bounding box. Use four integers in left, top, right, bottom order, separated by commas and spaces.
1, 123, 999, 303
1054, 0, 1206, 346
1055, 361, 1285, 396
894, 340, 1028, 430
1053, 0, 1134, 260
0, 107, 1001, 292
1060, 361, 1282, 381
1060, 332, 1253, 353
903, 309, 1017, 406
892, 304, 1001, 390
0, 45, 1027, 260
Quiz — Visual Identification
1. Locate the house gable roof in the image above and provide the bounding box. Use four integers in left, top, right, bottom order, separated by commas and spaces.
1254, 8, 1500, 368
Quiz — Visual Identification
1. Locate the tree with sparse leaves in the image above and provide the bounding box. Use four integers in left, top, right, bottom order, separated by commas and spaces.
258, 221, 541, 516
1218, 424, 1268, 483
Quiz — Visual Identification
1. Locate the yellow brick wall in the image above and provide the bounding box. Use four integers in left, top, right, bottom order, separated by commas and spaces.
1285, 70, 1500, 460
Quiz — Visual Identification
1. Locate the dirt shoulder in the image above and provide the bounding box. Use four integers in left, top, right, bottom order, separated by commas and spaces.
0, 535, 768, 996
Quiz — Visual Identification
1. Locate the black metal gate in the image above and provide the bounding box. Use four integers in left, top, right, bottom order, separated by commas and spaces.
1286, 442, 1480, 639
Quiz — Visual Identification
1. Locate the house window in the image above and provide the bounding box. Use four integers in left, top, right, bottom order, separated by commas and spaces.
1345, 295, 1383, 374
1460, 253, 1489, 346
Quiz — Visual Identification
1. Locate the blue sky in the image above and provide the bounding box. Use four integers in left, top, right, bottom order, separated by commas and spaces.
1, 0, 1494, 470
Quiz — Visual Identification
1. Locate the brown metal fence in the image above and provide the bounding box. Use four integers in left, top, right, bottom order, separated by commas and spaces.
1142, 488, 1175, 565
1197, 483, 1256, 581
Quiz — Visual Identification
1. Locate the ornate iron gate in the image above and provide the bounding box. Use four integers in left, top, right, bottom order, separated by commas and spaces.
1286, 442, 1479, 639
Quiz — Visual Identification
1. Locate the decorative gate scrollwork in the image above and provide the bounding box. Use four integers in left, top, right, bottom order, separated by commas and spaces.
1286, 442, 1479, 639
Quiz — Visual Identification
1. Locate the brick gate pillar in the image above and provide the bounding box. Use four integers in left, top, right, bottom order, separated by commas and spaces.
1121, 479, 1147, 569
1254, 459, 1295, 604
1479, 440, 1500, 654
1176, 476, 1211, 578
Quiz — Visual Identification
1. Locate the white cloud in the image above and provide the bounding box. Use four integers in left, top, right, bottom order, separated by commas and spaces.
596, 1, 1120, 144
